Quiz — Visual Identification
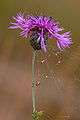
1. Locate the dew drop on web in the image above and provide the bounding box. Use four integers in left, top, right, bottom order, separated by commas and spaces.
36, 45, 64, 93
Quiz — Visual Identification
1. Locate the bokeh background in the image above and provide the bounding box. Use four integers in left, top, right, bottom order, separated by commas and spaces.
0, 0, 80, 120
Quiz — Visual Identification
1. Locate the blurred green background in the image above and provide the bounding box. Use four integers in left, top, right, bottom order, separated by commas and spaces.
0, 0, 80, 120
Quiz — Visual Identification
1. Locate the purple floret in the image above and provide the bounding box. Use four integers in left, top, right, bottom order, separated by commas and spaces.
9, 12, 72, 52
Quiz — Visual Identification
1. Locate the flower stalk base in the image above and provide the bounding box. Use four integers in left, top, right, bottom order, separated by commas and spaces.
32, 111, 43, 120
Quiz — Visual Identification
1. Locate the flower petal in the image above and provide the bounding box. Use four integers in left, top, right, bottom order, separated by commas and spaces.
40, 29, 47, 52
54, 32, 72, 50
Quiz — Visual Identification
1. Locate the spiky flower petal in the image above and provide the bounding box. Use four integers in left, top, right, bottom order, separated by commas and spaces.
10, 12, 72, 52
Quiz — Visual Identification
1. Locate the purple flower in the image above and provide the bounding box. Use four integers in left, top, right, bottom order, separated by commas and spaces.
9, 12, 72, 52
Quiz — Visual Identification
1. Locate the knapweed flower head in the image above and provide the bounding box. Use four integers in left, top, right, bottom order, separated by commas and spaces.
10, 12, 72, 52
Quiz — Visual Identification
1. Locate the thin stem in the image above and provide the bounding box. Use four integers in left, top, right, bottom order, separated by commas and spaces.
32, 50, 36, 113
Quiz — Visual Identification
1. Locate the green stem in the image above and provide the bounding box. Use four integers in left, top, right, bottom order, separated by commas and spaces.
32, 50, 36, 113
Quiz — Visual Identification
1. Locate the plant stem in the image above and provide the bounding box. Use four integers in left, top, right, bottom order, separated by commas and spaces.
32, 50, 36, 113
